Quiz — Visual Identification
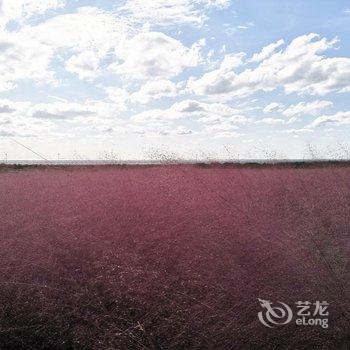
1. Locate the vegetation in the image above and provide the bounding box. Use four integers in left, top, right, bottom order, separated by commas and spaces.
0, 163, 349, 349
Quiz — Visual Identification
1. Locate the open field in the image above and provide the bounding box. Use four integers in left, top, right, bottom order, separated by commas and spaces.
0, 163, 349, 349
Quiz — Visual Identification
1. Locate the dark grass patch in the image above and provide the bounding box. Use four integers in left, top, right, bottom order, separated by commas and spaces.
0, 165, 349, 349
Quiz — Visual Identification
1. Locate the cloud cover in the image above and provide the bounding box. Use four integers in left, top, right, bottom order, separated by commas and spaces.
188, 34, 350, 97
0, 0, 349, 159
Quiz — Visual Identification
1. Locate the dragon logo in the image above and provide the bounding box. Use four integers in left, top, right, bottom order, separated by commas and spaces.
258, 298, 293, 328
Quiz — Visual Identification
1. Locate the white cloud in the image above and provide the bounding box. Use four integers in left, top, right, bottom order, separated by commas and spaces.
281, 128, 313, 134
118, 0, 230, 28
0, 99, 17, 114
177, 99, 241, 116
0, 0, 65, 28
104, 87, 129, 110
282, 100, 333, 119
172, 99, 205, 113
0, 99, 53, 137
203, 122, 238, 132
176, 127, 193, 135
0, 3, 209, 91
33, 101, 125, 124
129, 99, 249, 137
188, 33, 350, 97
263, 102, 283, 113
310, 111, 350, 128
1, 2, 348, 158
250, 39, 284, 63
256, 118, 285, 125
0, 0, 224, 91
29, 102, 97, 120
23, 6, 126, 49
0, 98, 127, 138
131, 108, 182, 123
0, 30, 56, 91
213, 131, 241, 138
3, 6, 201, 88
0, 6, 128, 89
186, 52, 246, 97
109, 32, 203, 80
65, 50, 102, 80
219, 53, 246, 71
130, 80, 177, 104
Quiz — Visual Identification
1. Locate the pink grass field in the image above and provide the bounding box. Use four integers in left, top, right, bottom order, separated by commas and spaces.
0, 163, 349, 349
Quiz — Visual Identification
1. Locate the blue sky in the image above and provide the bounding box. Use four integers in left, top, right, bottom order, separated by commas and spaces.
0, 0, 350, 160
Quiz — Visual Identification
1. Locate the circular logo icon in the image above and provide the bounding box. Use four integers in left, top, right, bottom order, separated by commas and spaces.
258, 298, 293, 328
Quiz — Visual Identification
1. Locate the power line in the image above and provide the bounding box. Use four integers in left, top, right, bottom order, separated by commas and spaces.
11, 139, 49, 161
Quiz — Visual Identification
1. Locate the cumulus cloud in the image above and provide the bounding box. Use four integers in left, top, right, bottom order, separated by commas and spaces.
203, 122, 238, 132
282, 100, 333, 120
65, 50, 103, 80
0, 2, 211, 90
29, 102, 97, 120
213, 131, 241, 138
118, 0, 230, 28
199, 114, 244, 138
0, 30, 56, 91
186, 52, 246, 96
281, 128, 313, 134
219, 53, 246, 71
188, 33, 350, 97
104, 87, 129, 110
0, 98, 127, 138
256, 118, 285, 125
131, 108, 182, 123
172, 100, 248, 121
30, 101, 126, 125
0, 1, 347, 154
263, 102, 283, 114
176, 127, 193, 135
0, 99, 53, 137
20, 6, 124, 48
0, 1, 225, 89
310, 111, 350, 128
0, 6, 127, 89
0, 99, 30, 114
130, 99, 249, 138
0, 0, 65, 28
109, 32, 203, 80
2, 6, 203, 88
0, 100, 16, 113
250, 39, 284, 63
130, 80, 178, 104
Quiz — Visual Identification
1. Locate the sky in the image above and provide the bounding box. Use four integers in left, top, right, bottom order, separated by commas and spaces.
1, 0, 350, 160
